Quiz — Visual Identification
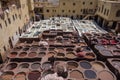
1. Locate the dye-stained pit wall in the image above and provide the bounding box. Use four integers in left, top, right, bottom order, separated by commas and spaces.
0, 30, 120, 80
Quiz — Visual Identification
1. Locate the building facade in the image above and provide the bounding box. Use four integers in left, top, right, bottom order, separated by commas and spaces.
0, 0, 34, 62
34, 0, 97, 20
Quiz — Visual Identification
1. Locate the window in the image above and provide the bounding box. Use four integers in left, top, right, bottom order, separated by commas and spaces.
3, 46, 6, 52
5, 20, 7, 27
73, 10, 75, 13
62, 10, 64, 13
63, 3, 65, 5
15, 14, 17, 19
46, 9, 49, 12
83, 2, 85, 5
73, 3, 76, 6
19, 14, 21, 19
116, 10, 120, 17
101, 5, 104, 13
0, 24, 2, 29
107, 10, 109, 16
104, 9, 106, 15
13, 15, 15, 21
90, 2, 93, 5
69, 10, 71, 12
8, 18, 11, 24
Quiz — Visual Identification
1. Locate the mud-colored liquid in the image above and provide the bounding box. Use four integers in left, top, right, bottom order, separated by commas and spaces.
92, 62, 105, 71
28, 52, 37, 57
1, 72, 13, 80
19, 52, 27, 57
67, 62, 78, 69
15, 73, 26, 80
66, 52, 76, 59
98, 70, 114, 80
70, 70, 84, 79
6, 63, 17, 70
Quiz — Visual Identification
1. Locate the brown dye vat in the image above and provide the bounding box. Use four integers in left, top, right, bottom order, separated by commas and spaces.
28, 52, 37, 57
14, 46, 22, 51
54, 48, 64, 53
85, 52, 95, 59
42, 62, 52, 70
98, 70, 115, 80
46, 52, 55, 58
28, 71, 41, 80
92, 62, 105, 71
67, 61, 78, 70
22, 47, 29, 51
66, 52, 76, 59
48, 47, 55, 51
56, 53, 65, 58
1, 71, 14, 80
78, 42, 87, 46
14, 72, 26, 80
6, 63, 17, 70
19, 52, 27, 57
9, 52, 17, 58
39, 52, 46, 57
70, 70, 84, 80
19, 63, 29, 69
31, 63, 41, 69
39, 47, 47, 51
66, 48, 74, 51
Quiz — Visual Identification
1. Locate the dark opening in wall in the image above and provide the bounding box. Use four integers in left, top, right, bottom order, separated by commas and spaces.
116, 10, 120, 17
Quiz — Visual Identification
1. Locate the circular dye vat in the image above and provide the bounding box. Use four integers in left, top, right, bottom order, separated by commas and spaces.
39, 52, 46, 57
42, 70, 54, 77
84, 70, 97, 79
66, 52, 76, 59
80, 61, 92, 69
54, 48, 64, 53
92, 62, 105, 71
70, 70, 84, 79
19, 52, 27, 57
28, 71, 41, 80
95, 45, 105, 50
56, 53, 65, 58
39, 47, 47, 51
98, 70, 115, 80
14, 72, 26, 80
14, 46, 22, 51
47, 52, 55, 58
9, 52, 17, 58
66, 48, 74, 51
31, 63, 41, 69
100, 50, 113, 56
48, 47, 55, 51
85, 52, 95, 59
42, 62, 52, 70
67, 61, 78, 70
22, 47, 29, 51
19, 63, 29, 69
6, 63, 17, 70
1, 71, 14, 80
30, 46, 38, 51
28, 52, 37, 57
